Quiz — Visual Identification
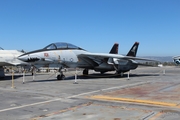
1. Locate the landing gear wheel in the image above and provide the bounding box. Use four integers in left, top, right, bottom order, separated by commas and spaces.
57, 75, 61, 80
115, 71, 124, 77
57, 74, 65, 80
83, 69, 89, 75
100, 71, 105, 74
120, 72, 124, 77
61, 75, 65, 80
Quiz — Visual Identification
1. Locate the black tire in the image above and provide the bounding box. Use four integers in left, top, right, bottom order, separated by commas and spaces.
83, 69, 88, 75
57, 75, 62, 80
61, 75, 65, 80
57, 74, 65, 80
100, 71, 105, 74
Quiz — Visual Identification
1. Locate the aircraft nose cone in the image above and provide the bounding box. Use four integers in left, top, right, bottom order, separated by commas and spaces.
18, 54, 41, 62
18, 54, 29, 62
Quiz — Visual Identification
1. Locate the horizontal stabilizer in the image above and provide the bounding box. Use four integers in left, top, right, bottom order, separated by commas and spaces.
0, 61, 29, 66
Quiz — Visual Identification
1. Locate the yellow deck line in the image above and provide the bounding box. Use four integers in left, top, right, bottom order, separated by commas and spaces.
90, 95, 177, 107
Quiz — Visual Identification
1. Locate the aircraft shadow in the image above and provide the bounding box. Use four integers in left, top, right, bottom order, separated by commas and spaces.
65, 73, 159, 80
27, 79, 60, 83
0, 75, 23, 81
30, 73, 159, 83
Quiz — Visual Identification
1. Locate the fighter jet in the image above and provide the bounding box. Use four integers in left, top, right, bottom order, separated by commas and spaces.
18, 42, 158, 80
0, 48, 29, 78
173, 56, 180, 65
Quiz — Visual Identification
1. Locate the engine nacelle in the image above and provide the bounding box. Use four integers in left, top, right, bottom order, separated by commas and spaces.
94, 62, 114, 71
117, 60, 138, 72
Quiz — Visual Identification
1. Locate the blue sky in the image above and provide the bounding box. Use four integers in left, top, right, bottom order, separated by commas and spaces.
0, 0, 179, 56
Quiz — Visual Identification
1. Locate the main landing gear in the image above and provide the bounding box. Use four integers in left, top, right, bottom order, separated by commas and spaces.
116, 71, 124, 77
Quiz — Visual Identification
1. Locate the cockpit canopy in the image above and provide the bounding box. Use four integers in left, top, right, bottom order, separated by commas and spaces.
43, 42, 84, 50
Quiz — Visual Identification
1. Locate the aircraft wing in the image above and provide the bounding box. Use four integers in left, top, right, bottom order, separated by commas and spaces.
0, 61, 29, 66
78, 53, 159, 62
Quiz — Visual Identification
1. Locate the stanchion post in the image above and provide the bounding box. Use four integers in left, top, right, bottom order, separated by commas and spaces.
127, 71, 130, 80
23, 70, 25, 84
74, 69, 78, 84
11, 70, 15, 88
33, 71, 35, 81
163, 69, 165, 75
32, 67, 35, 81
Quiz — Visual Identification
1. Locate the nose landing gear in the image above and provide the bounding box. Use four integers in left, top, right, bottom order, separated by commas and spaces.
57, 67, 65, 80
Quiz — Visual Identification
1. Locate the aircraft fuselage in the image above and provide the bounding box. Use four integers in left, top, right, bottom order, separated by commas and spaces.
0, 50, 27, 66
19, 49, 108, 68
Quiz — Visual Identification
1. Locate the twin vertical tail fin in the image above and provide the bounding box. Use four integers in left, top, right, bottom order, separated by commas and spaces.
107, 43, 119, 65
126, 42, 139, 57
109, 43, 119, 54
109, 42, 138, 56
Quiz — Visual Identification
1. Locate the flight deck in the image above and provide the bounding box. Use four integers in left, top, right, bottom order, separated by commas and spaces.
0, 66, 180, 120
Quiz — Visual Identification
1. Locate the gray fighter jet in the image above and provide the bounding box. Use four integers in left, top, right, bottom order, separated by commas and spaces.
18, 42, 157, 80
173, 56, 180, 65
0, 48, 29, 78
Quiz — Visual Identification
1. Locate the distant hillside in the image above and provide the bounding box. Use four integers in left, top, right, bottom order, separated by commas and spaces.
139, 56, 173, 62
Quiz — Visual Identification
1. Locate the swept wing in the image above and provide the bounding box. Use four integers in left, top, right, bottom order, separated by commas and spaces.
0, 61, 29, 66
78, 52, 158, 62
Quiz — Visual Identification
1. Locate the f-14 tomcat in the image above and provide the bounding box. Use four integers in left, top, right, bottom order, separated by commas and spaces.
18, 42, 157, 80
